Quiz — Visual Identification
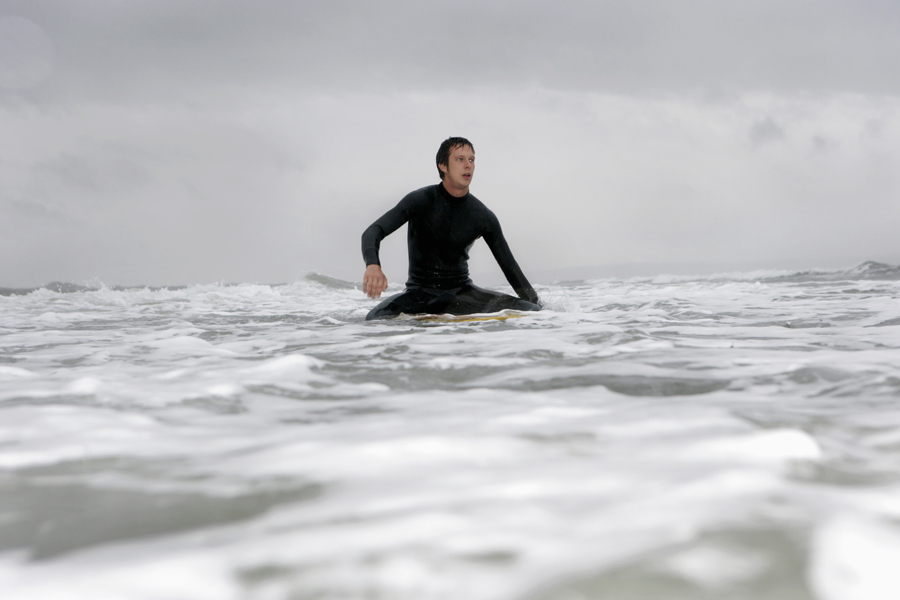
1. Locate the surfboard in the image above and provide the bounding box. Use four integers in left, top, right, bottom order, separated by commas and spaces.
396, 310, 526, 323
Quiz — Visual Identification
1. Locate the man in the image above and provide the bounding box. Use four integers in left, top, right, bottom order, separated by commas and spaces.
361, 137, 541, 320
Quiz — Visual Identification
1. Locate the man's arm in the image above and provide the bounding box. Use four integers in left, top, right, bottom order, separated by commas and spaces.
360, 194, 417, 299
482, 217, 540, 305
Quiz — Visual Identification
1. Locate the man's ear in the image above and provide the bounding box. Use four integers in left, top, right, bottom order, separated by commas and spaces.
438, 163, 448, 175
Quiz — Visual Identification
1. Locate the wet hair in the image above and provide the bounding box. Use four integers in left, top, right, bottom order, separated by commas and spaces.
436, 137, 474, 179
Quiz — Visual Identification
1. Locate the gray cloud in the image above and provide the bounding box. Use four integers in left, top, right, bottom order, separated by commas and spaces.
6, 198, 65, 222
1, 1, 899, 287
4, 0, 900, 103
0, 15, 54, 89
750, 118, 786, 145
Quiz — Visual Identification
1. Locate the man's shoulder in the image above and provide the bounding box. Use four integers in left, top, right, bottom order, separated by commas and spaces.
399, 184, 440, 207
464, 193, 498, 222
406, 183, 441, 198
465, 192, 489, 210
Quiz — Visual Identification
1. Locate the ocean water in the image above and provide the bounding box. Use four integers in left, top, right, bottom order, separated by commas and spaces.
2, 262, 900, 600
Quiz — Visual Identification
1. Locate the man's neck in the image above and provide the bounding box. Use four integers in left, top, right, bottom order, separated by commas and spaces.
441, 180, 468, 198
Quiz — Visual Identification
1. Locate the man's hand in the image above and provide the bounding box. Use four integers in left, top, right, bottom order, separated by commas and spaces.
363, 264, 388, 299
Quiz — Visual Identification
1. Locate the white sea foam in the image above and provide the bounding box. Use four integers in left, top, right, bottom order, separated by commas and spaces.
809, 515, 900, 600
1, 267, 900, 599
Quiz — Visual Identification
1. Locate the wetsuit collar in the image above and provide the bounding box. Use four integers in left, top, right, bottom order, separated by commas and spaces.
438, 181, 469, 201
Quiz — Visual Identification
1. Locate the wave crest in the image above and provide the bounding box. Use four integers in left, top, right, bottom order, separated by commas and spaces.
761, 261, 900, 283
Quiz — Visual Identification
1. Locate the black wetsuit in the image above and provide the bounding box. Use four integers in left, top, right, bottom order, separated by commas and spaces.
362, 183, 541, 320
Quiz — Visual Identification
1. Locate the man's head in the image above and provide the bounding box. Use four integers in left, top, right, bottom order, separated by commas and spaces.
436, 137, 474, 180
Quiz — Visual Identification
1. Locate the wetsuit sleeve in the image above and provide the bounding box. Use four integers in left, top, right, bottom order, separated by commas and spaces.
361, 194, 417, 266
482, 215, 540, 305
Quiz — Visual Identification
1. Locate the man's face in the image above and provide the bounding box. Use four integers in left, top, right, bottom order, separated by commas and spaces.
440, 144, 475, 195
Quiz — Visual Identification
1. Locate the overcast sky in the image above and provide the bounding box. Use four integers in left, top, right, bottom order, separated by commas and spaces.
2, 0, 899, 287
